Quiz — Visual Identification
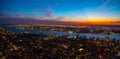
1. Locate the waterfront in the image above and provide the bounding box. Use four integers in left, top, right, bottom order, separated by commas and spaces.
4, 25, 120, 40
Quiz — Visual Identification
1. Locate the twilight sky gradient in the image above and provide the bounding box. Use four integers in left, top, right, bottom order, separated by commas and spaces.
0, 0, 120, 25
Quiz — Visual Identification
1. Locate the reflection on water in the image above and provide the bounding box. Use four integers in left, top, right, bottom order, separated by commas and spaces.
5, 25, 120, 40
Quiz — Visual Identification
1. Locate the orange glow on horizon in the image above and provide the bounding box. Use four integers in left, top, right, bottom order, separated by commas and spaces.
59, 18, 120, 25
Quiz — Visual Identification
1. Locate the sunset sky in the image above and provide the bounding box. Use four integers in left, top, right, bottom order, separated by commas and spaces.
0, 0, 120, 25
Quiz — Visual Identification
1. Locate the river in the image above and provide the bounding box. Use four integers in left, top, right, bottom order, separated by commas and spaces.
4, 25, 120, 40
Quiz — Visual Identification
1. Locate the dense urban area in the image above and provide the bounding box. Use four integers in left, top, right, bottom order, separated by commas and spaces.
0, 24, 120, 59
